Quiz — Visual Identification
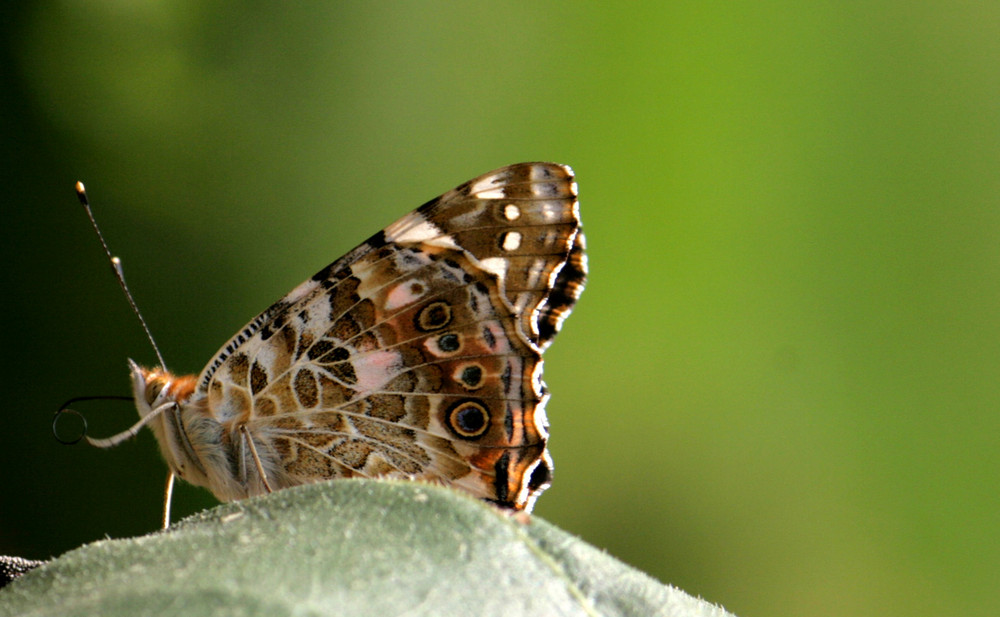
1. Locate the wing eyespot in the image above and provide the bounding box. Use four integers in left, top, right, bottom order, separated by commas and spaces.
446, 399, 491, 439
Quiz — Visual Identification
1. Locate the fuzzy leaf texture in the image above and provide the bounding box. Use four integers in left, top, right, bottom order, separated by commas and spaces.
0, 480, 735, 617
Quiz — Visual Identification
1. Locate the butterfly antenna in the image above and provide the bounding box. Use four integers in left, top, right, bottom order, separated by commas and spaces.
75, 181, 168, 370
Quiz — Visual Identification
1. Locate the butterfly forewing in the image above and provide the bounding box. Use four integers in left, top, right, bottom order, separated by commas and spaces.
165, 163, 584, 511
389, 163, 586, 350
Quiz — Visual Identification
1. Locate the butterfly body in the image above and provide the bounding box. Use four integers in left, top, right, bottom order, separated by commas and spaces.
128, 163, 585, 512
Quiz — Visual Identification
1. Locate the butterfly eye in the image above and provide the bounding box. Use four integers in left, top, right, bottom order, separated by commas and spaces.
446, 399, 491, 439
145, 381, 164, 403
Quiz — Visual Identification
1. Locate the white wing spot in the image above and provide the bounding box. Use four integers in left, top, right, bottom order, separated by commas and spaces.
386, 219, 441, 243
353, 349, 403, 394
478, 256, 508, 279
504, 204, 521, 221
470, 175, 501, 195
501, 231, 522, 252
537, 202, 564, 223
384, 281, 426, 311
385, 216, 460, 250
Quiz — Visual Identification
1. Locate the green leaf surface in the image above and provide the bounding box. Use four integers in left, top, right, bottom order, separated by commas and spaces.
1, 481, 734, 617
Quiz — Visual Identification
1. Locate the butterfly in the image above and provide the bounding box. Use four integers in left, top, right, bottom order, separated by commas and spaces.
76, 162, 586, 514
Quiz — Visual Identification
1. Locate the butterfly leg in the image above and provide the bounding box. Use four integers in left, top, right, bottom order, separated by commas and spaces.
161, 471, 175, 529
239, 425, 274, 494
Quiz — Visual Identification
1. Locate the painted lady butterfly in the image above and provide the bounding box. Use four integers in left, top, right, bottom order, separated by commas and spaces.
78, 163, 586, 514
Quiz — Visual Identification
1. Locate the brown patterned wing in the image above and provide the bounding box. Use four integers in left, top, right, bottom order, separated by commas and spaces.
194, 163, 585, 511
387, 162, 587, 351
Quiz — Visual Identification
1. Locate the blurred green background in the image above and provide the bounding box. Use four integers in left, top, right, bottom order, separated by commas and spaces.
2, 2, 999, 616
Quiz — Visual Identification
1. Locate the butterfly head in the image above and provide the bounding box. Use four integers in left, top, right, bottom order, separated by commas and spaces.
127, 359, 196, 418
126, 359, 210, 484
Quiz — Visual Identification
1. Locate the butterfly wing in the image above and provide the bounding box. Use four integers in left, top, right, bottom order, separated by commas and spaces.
392, 162, 587, 350
195, 162, 585, 511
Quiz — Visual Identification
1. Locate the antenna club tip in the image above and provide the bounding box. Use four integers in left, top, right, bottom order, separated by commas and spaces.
75, 181, 89, 205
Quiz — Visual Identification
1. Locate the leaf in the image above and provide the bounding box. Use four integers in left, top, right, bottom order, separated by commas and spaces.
0, 480, 735, 617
